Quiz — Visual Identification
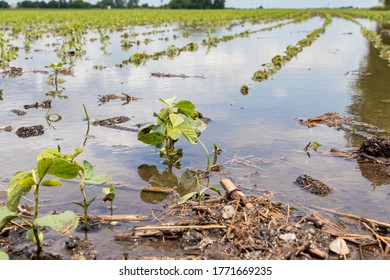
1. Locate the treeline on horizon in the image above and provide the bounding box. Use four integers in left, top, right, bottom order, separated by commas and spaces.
0, 0, 226, 9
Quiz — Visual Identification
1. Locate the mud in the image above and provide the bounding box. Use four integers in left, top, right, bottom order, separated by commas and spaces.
15, 125, 44, 138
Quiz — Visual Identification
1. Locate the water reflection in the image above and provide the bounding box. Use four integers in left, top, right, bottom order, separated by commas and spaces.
137, 164, 200, 204
346, 22, 390, 187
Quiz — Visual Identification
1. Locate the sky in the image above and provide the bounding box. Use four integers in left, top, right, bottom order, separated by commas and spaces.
7, 0, 382, 8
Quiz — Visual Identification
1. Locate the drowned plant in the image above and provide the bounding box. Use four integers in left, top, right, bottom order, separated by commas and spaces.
138, 96, 207, 167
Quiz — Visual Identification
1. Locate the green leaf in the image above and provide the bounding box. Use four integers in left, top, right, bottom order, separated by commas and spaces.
37, 157, 54, 180
185, 118, 207, 133
138, 128, 165, 147
41, 179, 62, 187
37, 149, 61, 161
7, 171, 34, 212
26, 228, 43, 244
83, 160, 94, 179
169, 113, 184, 127
72, 201, 85, 208
156, 108, 169, 124
174, 100, 198, 118
64, 147, 84, 161
159, 96, 176, 107
86, 195, 97, 207
102, 188, 115, 202
0, 206, 19, 231
0, 251, 9, 260
178, 123, 198, 144
178, 192, 197, 203
167, 125, 182, 141
35, 211, 79, 236
85, 174, 111, 185
47, 158, 79, 179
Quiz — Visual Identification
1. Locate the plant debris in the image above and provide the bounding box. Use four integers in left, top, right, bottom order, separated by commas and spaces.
344, 69, 372, 76
298, 112, 384, 136
295, 175, 333, 196
98, 93, 142, 106
0, 125, 12, 132
114, 179, 380, 260
356, 136, 390, 159
23, 99, 52, 110
10, 109, 27, 116
1, 67, 23, 77
15, 125, 44, 138
151, 72, 205, 79
92, 116, 138, 132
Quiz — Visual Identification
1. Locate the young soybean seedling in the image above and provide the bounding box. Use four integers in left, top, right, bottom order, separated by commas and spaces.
0, 148, 83, 259
137, 96, 207, 167
102, 184, 115, 215
73, 160, 111, 230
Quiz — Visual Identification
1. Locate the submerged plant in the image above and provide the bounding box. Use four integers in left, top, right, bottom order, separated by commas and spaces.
138, 96, 207, 167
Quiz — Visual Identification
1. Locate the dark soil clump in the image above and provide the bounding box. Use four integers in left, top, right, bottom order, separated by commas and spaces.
16, 125, 44, 138
356, 136, 390, 158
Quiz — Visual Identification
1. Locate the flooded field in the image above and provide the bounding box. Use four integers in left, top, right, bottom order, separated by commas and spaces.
1, 9, 390, 259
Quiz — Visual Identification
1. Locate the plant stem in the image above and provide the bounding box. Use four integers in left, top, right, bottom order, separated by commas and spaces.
33, 184, 43, 259
82, 103, 90, 147
198, 139, 210, 170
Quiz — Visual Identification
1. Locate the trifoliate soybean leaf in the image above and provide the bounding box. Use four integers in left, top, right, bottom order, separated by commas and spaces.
35, 211, 79, 236
37, 157, 54, 180
156, 108, 169, 124
0, 251, 9, 260
64, 147, 85, 161
7, 171, 34, 212
47, 158, 79, 179
174, 100, 198, 118
83, 160, 94, 179
159, 96, 176, 107
41, 179, 62, 187
151, 124, 165, 135
178, 123, 198, 144
169, 113, 184, 127
26, 228, 43, 244
185, 118, 207, 133
138, 131, 165, 147
167, 125, 182, 141
85, 174, 111, 185
37, 149, 61, 161
0, 206, 19, 231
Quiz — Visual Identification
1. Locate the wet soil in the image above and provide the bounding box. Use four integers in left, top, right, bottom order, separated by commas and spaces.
1, 183, 389, 260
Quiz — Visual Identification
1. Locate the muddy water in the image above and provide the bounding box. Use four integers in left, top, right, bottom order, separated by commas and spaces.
1, 16, 390, 258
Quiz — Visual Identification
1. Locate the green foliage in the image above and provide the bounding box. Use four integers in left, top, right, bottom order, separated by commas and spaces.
0, 146, 110, 258
0, 251, 9, 260
0, 148, 83, 258
138, 96, 207, 166
73, 160, 111, 228
252, 12, 332, 83
0, 33, 18, 69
